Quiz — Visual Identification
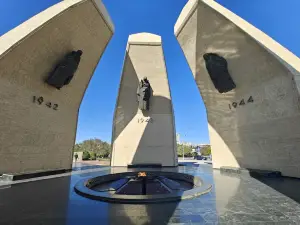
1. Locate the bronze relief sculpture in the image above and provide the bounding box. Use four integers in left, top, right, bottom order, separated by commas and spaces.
203, 53, 236, 93
137, 77, 151, 111
46, 50, 83, 90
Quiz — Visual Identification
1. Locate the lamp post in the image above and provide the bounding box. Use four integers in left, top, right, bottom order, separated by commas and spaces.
182, 134, 186, 161
182, 144, 184, 161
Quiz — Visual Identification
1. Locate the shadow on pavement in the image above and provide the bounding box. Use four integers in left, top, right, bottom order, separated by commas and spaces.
252, 175, 300, 204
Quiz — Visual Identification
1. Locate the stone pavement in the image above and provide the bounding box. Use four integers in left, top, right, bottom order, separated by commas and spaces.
1, 163, 300, 224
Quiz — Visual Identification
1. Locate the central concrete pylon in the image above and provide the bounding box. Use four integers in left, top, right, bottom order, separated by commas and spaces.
175, 0, 300, 177
111, 33, 177, 167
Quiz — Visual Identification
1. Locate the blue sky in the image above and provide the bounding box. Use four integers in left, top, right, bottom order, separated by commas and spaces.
0, 0, 299, 144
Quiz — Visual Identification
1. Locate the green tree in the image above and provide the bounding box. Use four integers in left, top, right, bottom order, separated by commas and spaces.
177, 144, 183, 156
192, 151, 198, 157
90, 152, 96, 160
200, 145, 211, 156
177, 144, 193, 157
74, 143, 83, 152
82, 151, 90, 160
73, 138, 111, 159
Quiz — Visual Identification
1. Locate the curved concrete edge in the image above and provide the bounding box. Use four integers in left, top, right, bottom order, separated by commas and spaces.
174, 0, 300, 78
75, 183, 212, 203
174, 0, 198, 37
74, 172, 212, 203
85, 171, 204, 187
0, 0, 114, 58
126, 32, 162, 51
93, 0, 115, 31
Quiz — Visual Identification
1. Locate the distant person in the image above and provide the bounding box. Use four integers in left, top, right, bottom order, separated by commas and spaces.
74, 153, 78, 161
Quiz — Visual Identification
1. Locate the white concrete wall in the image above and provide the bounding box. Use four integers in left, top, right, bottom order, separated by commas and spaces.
175, 0, 300, 177
111, 33, 177, 167
0, 0, 114, 174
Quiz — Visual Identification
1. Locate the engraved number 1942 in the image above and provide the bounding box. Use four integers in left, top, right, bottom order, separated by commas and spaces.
33, 96, 58, 110
138, 118, 153, 123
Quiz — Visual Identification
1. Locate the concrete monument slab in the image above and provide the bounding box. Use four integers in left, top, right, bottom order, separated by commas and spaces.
111, 33, 177, 167
0, 0, 114, 175
175, 0, 300, 177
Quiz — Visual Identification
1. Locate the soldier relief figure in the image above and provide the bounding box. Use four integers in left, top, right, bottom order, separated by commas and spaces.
137, 77, 151, 111
203, 53, 236, 93
46, 50, 83, 89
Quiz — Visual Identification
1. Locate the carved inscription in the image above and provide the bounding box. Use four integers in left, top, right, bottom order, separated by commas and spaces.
137, 118, 153, 123
33, 96, 58, 110
229, 96, 253, 110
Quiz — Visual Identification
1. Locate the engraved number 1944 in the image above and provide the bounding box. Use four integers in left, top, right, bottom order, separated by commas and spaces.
229, 96, 253, 110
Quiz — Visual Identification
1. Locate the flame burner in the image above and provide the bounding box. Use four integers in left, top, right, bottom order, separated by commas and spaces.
138, 172, 147, 177
75, 171, 212, 203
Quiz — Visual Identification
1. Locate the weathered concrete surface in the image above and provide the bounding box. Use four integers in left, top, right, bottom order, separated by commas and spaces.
175, 0, 300, 177
0, 0, 114, 174
111, 33, 177, 167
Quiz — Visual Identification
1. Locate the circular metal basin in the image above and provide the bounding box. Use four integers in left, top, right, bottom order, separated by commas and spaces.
74, 171, 212, 203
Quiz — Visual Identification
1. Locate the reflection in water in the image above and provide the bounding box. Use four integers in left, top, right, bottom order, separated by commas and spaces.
2, 164, 300, 224
104, 167, 181, 225
0, 176, 71, 224
213, 172, 240, 214
108, 202, 180, 225
66, 172, 110, 225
